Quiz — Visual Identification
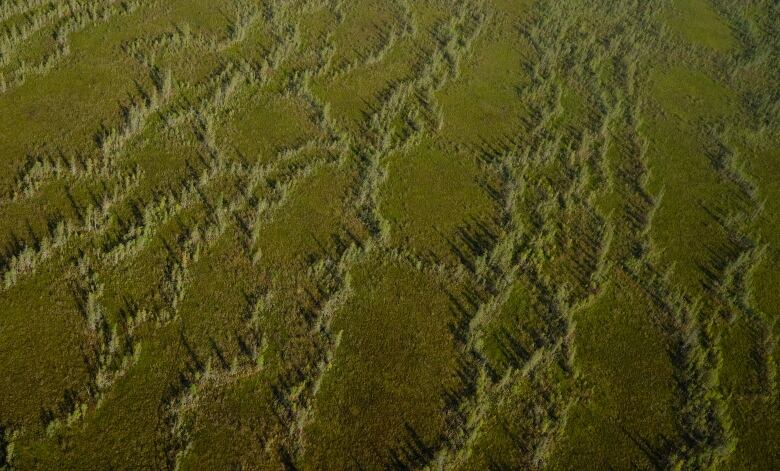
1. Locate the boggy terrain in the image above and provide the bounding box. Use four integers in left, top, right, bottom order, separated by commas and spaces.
0, 0, 779, 469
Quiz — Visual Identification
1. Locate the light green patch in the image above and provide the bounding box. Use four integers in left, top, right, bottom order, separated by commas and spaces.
14, 322, 184, 469
642, 66, 741, 296
437, 29, 530, 150
326, 0, 406, 73
255, 157, 366, 269
379, 137, 501, 267
216, 89, 324, 165
661, 0, 736, 52
310, 35, 418, 134
302, 255, 471, 469
176, 371, 281, 470
548, 275, 680, 470
651, 66, 736, 123
0, 263, 95, 430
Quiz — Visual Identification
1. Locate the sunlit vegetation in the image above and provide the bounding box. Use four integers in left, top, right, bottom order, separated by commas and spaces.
1, 0, 778, 469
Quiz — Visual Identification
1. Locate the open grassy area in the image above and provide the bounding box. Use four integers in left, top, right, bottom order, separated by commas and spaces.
1, 0, 779, 469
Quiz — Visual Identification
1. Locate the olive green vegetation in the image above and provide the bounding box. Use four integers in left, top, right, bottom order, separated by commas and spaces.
1, 0, 778, 469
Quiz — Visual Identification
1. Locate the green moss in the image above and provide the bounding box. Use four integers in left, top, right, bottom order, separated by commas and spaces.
661, 0, 736, 53
216, 89, 324, 165
0, 262, 95, 430
255, 157, 365, 268
379, 137, 500, 266
302, 255, 471, 468
548, 275, 680, 469
436, 27, 530, 149
642, 66, 740, 296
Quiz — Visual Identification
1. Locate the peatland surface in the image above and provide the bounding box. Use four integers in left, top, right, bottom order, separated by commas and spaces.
1, 0, 779, 469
